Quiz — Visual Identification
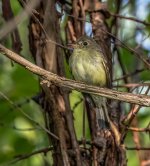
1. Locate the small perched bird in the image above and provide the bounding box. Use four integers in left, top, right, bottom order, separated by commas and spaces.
69, 36, 111, 129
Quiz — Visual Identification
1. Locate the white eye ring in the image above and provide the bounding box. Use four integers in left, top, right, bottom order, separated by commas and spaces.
78, 41, 83, 45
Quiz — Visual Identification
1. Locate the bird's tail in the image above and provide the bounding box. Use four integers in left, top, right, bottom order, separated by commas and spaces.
96, 107, 109, 129
92, 95, 110, 129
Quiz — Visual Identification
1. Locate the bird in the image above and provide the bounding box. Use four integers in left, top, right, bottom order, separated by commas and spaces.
69, 36, 111, 129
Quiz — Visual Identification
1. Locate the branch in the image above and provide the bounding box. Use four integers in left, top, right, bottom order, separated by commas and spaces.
127, 126, 150, 132
110, 13, 150, 26
113, 68, 145, 82
12, 147, 53, 163
114, 83, 150, 88
0, 44, 150, 106
126, 147, 150, 151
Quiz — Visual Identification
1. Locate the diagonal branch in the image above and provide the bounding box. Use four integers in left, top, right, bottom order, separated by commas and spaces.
0, 43, 150, 106
126, 147, 150, 151
127, 126, 150, 132
12, 147, 53, 164
110, 13, 150, 26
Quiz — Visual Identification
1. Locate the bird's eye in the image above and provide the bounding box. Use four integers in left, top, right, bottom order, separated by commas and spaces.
82, 41, 88, 46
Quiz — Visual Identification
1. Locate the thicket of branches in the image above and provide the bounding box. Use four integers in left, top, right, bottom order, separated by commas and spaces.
0, 0, 150, 166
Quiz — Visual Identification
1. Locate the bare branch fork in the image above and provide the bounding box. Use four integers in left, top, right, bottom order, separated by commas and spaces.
0, 44, 150, 106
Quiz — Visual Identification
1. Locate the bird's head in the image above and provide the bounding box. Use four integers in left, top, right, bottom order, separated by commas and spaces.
75, 36, 99, 50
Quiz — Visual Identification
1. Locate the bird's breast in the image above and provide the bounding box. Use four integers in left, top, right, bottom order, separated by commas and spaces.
70, 49, 107, 86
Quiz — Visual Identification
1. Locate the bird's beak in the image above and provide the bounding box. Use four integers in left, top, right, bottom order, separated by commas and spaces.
67, 43, 76, 51
67, 43, 75, 48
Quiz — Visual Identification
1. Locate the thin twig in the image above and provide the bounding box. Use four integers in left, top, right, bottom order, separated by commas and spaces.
0, 122, 39, 131
110, 13, 150, 26
113, 68, 145, 82
127, 126, 150, 132
114, 83, 150, 88
126, 147, 150, 150
11, 147, 53, 164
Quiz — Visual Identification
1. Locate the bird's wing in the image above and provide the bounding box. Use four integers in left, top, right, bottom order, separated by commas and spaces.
102, 55, 112, 88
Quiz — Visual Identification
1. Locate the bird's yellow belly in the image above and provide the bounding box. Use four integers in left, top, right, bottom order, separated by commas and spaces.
72, 56, 107, 87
